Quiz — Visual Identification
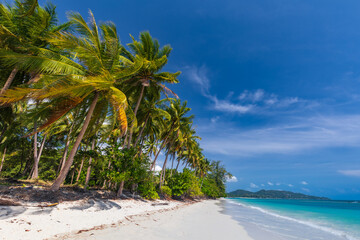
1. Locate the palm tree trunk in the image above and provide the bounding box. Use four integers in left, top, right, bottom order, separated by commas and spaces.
31, 133, 47, 179
76, 156, 85, 183
51, 92, 100, 191
103, 154, 113, 187
27, 73, 40, 85
200, 177, 204, 189
0, 147, 7, 174
30, 120, 38, 179
117, 180, 125, 198
159, 151, 170, 189
184, 162, 189, 169
150, 136, 170, 171
0, 68, 18, 95
175, 159, 181, 171
59, 120, 75, 173
70, 168, 75, 185
127, 85, 145, 148
84, 138, 96, 189
170, 155, 175, 177
134, 114, 149, 146
150, 122, 175, 170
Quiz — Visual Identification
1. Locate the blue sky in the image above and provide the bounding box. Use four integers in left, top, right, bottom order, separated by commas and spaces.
38, 0, 360, 199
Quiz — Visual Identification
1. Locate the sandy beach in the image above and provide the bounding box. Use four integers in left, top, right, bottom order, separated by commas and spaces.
0, 198, 182, 240
65, 199, 253, 240
0, 198, 253, 240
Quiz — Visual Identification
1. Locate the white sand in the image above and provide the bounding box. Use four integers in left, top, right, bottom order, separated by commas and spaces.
0, 199, 180, 240
67, 200, 254, 240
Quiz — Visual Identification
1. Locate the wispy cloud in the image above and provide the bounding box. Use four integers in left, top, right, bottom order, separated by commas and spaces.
185, 65, 316, 115
199, 114, 360, 156
239, 89, 265, 102
185, 65, 210, 96
267, 181, 274, 186
211, 96, 253, 114
288, 184, 294, 187
301, 181, 308, 185
210, 116, 220, 123
250, 183, 259, 188
338, 170, 360, 177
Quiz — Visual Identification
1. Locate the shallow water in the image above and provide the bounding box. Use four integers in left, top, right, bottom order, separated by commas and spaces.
223, 198, 360, 240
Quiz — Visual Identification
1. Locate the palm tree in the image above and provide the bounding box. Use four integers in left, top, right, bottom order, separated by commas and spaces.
122, 32, 180, 148
0, 11, 141, 190
157, 99, 194, 187
134, 95, 171, 147
0, 0, 70, 94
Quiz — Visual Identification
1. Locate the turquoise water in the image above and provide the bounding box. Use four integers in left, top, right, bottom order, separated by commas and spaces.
226, 198, 360, 240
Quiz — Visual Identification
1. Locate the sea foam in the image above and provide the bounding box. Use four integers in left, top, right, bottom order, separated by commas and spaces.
227, 199, 358, 240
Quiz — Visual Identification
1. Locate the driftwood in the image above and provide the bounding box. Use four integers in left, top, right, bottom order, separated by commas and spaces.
151, 202, 169, 206
0, 198, 21, 206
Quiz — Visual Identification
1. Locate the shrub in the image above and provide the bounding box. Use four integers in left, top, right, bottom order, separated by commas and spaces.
201, 177, 221, 198
168, 171, 191, 196
168, 169, 203, 198
138, 181, 159, 200
160, 186, 172, 198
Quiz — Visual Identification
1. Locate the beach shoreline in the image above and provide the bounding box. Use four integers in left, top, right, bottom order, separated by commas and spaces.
64, 199, 253, 240
0, 198, 254, 240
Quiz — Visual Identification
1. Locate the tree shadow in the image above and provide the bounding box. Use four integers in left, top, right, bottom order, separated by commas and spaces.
29, 207, 53, 215
69, 199, 96, 210
0, 206, 26, 220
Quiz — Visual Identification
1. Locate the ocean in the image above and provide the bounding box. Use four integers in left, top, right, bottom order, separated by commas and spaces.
224, 198, 360, 240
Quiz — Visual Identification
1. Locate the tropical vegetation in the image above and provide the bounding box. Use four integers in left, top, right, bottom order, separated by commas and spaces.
0, 0, 230, 199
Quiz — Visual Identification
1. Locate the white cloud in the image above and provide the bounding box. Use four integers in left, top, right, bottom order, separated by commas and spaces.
338, 170, 360, 177
253, 89, 265, 101
276, 183, 281, 186
265, 94, 278, 105
301, 181, 308, 185
154, 165, 162, 175
277, 97, 299, 107
250, 183, 259, 188
239, 89, 265, 102
226, 176, 238, 182
199, 114, 360, 156
267, 181, 274, 186
212, 96, 253, 114
288, 184, 294, 187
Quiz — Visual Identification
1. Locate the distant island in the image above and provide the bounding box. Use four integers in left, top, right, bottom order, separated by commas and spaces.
227, 189, 330, 200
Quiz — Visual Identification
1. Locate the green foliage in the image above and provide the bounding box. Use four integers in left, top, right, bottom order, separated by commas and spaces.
138, 181, 159, 200
201, 177, 223, 198
160, 185, 172, 197
167, 169, 203, 198
188, 176, 203, 198
200, 161, 229, 198
167, 170, 191, 196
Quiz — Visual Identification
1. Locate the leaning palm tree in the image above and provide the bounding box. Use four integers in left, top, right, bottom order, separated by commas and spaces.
0, 11, 142, 190
0, 0, 70, 94
122, 32, 180, 148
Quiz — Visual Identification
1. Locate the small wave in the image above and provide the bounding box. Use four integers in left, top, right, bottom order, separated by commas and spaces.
226, 199, 358, 240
